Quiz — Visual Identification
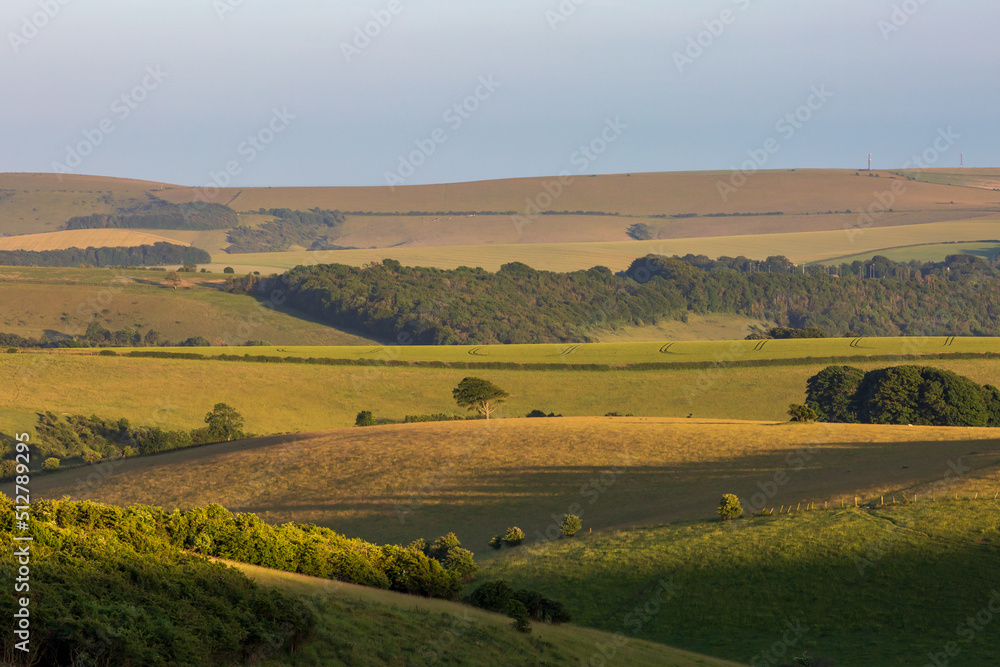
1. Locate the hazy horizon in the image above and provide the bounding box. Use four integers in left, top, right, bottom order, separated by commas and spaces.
3, 0, 996, 188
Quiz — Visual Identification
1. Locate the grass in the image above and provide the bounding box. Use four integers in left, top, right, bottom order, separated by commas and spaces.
21, 417, 1000, 551
0, 266, 374, 345
816, 240, 1000, 265
220, 560, 745, 666
477, 499, 1000, 666
6, 343, 1000, 436
205, 217, 1000, 273
111, 335, 1000, 365
0, 228, 191, 251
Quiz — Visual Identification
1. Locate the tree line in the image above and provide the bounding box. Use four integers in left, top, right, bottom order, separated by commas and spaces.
227, 253, 1000, 344
0, 242, 210, 267
225, 208, 347, 253
65, 200, 237, 231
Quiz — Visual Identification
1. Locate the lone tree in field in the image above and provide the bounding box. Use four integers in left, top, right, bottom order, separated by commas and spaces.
205, 403, 246, 442
453, 377, 509, 420
164, 271, 181, 290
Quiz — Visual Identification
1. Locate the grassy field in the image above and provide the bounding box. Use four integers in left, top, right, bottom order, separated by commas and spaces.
817, 240, 1000, 265
114, 335, 1000, 365
894, 167, 1000, 191
0, 266, 374, 344
21, 417, 1000, 549
5, 345, 1000, 436
0, 228, 191, 251
206, 217, 1000, 273
220, 560, 745, 666
478, 500, 1000, 666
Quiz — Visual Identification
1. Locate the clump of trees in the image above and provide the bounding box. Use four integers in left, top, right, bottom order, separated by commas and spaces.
0, 243, 210, 268
490, 526, 525, 550
466, 580, 571, 629
21, 404, 248, 468
806, 365, 1000, 426
225, 208, 346, 253
228, 253, 1000, 344
747, 326, 827, 340
65, 200, 237, 230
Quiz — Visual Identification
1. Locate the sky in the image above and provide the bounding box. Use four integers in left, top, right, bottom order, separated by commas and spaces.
2, 0, 997, 187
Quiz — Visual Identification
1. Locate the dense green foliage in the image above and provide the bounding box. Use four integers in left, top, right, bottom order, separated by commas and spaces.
806, 365, 1000, 426
226, 208, 346, 253
65, 200, 237, 231
32, 411, 194, 461
0, 243, 210, 268
453, 377, 509, 419
747, 326, 827, 340
0, 495, 314, 666
0, 324, 215, 349
718, 494, 743, 520
466, 580, 571, 625
230, 253, 1000, 344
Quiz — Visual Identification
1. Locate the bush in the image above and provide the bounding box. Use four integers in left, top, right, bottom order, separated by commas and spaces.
560, 514, 582, 537
0, 459, 17, 480
488, 535, 503, 550
98, 349, 118, 356
223, 266, 235, 273
502, 526, 525, 547
719, 494, 743, 521
42, 457, 60, 471
82, 451, 103, 464
355, 410, 376, 427
6, 347, 18, 353
526, 409, 547, 418
467, 580, 571, 625
788, 404, 819, 422
507, 599, 532, 633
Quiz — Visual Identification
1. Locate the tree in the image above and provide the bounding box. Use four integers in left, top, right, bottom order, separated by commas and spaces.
788, 404, 819, 423
164, 271, 181, 289
82, 451, 103, 464
453, 377, 509, 420
718, 494, 743, 521
42, 457, 60, 471
204, 403, 246, 442
560, 514, 582, 537
502, 526, 525, 546
806, 366, 864, 422
355, 410, 376, 427
223, 266, 235, 274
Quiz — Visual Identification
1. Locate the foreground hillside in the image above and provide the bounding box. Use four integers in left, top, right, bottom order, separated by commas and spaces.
23, 418, 1000, 549
479, 500, 1000, 666
229, 561, 745, 667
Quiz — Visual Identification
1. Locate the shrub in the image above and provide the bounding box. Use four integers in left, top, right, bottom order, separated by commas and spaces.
468, 580, 515, 613
223, 266, 235, 273
6, 347, 18, 353
42, 457, 60, 471
98, 349, 118, 356
82, 451, 103, 464
526, 409, 547, 418
0, 459, 17, 479
467, 581, 571, 625
507, 599, 532, 633
488, 535, 503, 550
719, 494, 743, 521
355, 410, 376, 427
502, 526, 525, 547
788, 404, 819, 422
560, 514, 582, 537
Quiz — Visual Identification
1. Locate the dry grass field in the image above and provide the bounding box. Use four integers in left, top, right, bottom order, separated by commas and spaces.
23, 417, 1000, 550
207, 217, 1000, 273
0, 228, 190, 251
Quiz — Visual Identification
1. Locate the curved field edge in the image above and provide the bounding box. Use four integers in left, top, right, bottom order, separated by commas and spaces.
476, 501, 1000, 666
222, 559, 745, 667
19, 418, 1000, 549
65, 335, 1000, 365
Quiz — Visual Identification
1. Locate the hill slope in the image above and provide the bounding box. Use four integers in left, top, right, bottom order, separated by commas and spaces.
22, 418, 1000, 549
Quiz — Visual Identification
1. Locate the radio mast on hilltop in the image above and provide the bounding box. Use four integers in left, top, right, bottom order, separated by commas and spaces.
867, 153, 872, 171
961, 153, 964, 168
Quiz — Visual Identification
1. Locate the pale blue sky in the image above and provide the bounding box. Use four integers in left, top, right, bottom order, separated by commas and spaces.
2, 0, 996, 187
